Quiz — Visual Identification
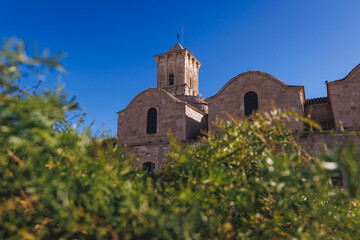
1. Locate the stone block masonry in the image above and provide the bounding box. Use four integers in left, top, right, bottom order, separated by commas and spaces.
117, 42, 360, 170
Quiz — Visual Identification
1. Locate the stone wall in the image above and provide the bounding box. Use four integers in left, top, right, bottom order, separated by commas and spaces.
117, 88, 187, 145
161, 84, 199, 97
124, 142, 171, 171
117, 44, 360, 171
176, 95, 208, 113
154, 48, 201, 96
124, 140, 202, 171
304, 97, 334, 130
328, 65, 360, 129
124, 131, 360, 172
155, 51, 186, 89
117, 87, 208, 168
185, 105, 208, 139
184, 50, 200, 93
298, 133, 360, 156
207, 71, 305, 132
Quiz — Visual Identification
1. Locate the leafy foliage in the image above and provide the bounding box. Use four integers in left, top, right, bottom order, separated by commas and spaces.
0, 39, 359, 239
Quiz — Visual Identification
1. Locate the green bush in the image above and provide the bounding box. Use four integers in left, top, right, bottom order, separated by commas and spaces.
0, 39, 359, 239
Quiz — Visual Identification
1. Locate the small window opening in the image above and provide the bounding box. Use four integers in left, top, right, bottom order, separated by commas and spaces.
169, 74, 174, 86
244, 91, 258, 117
331, 170, 343, 187
147, 108, 157, 134
142, 162, 155, 173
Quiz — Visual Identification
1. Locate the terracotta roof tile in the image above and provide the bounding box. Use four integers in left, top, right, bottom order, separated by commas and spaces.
305, 97, 329, 105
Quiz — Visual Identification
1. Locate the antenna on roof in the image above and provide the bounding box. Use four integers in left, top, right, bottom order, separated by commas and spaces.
177, 33, 180, 43
182, 24, 184, 46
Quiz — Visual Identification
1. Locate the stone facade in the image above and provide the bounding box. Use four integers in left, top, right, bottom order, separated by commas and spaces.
304, 97, 334, 130
297, 133, 360, 156
154, 43, 201, 96
117, 42, 360, 170
207, 71, 305, 132
327, 65, 360, 129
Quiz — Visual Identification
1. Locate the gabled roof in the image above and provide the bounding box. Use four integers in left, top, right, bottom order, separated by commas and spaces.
328, 64, 360, 84
166, 42, 184, 53
116, 88, 206, 115
117, 88, 181, 114
208, 71, 304, 99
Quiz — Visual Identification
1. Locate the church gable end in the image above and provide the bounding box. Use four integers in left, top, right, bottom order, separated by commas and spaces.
207, 71, 304, 132
327, 64, 360, 129
117, 89, 187, 145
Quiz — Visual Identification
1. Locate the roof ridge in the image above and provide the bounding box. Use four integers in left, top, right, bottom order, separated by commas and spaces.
166, 42, 184, 53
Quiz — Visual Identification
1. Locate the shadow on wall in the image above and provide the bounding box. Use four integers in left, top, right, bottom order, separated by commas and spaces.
186, 115, 208, 140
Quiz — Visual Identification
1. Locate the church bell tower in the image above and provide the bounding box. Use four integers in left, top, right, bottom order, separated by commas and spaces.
153, 42, 201, 96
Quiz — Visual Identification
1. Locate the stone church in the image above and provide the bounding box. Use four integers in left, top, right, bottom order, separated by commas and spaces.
117, 42, 360, 171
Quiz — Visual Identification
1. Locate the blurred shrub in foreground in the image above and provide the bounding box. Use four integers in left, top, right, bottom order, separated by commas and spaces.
0, 39, 359, 239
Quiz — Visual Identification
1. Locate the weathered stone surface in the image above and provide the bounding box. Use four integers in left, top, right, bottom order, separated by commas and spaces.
154, 45, 201, 96
298, 133, 360, 156
304, 100, 334, 130
117, 88, 187, 145
185, 105, 207, 139
117, 87, 207, 168
117, 43, 360, 170
207, 71, 305, 132
327, 65, 360, 129
124, 142, 170, 171
176, 95, 208, 113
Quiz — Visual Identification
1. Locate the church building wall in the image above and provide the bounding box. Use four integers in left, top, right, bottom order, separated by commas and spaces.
304, 99, 334, 130
117, 88, 187, 145
185, 105, 207, 139
207, 71, 305, 132
184, 51, 200, 93
124, 143, 170, 171
116, 42, 360, 173
327, 65, 360, 129
298, 133, 360, 158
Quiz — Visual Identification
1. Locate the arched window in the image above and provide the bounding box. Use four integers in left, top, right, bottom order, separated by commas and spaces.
142, 162, 155, 173
244, 91, 258, 117
169, 74, 174, 86
147, 108, 157, 134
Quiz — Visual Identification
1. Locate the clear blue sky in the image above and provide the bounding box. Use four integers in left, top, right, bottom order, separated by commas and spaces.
2, 0, 360, 136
